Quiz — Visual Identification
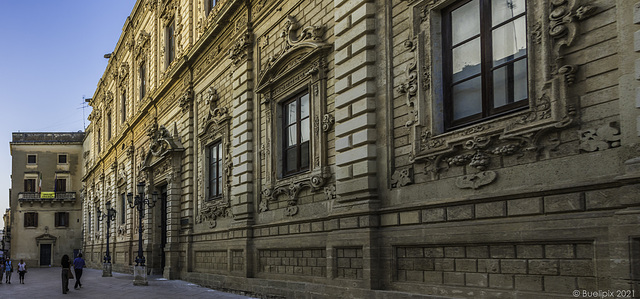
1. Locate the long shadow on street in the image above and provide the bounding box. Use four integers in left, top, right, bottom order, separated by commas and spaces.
0, 267, 255, 299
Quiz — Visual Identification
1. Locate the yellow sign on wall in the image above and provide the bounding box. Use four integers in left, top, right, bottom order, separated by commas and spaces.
41, 192, 55, 199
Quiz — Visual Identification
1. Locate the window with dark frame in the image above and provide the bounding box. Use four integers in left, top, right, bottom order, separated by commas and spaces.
140, 63, 146, 100
98, 128, 102, 153
24, 212, 38, 227
282, 91, 311, 177
166, 21, 175, 67
121, 193, 126, 224
24, 179, 36, 192
27, 154, 36, 164
107, 112, 112, 140
58, 154, 67, 164
443, 0, 528, 129
55, 212, 69, 227
122, 92, 127, 123
208, 141, 223, 199
55, 178, 66, 193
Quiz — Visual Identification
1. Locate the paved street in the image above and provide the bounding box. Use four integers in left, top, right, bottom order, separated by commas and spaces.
0, 267, 255, 299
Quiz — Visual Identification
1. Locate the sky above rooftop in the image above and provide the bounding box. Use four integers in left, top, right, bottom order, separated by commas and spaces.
0, 1, 136, 229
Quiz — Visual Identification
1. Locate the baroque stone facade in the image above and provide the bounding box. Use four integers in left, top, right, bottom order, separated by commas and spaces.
82, 0, 640, 298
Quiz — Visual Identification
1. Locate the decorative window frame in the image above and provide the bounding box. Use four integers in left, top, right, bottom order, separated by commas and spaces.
160, 0, 179, 74
395, 0, 599, 189
256, 15, 333, 216
196, 86, 233, 228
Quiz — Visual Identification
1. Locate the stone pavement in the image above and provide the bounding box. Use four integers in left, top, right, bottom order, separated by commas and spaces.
0, 267, 256, 299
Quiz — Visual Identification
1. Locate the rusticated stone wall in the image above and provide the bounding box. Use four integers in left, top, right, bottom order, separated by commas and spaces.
79, 0, 640, 298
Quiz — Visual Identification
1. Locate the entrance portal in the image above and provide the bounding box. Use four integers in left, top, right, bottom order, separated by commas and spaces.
40, 244, 51, 266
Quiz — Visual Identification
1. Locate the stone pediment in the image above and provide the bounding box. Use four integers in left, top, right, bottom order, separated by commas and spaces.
142, 121, 184, 171
256, 16, 330, 94
35, 233, 57, 243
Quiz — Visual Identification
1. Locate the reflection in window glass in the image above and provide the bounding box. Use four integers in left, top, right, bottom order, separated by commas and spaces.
493, 58, 528, 108
452, 76, 482, 120
492, 0, 526, 26
452, 38, 481, 82
282, 91, 311, 176
444, 0, 528, 127
451, 0, 480, 45
492, 16, 527, 66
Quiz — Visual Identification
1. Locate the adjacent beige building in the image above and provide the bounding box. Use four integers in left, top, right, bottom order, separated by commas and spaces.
9, 132, 84, 266
81, 0, 640, 298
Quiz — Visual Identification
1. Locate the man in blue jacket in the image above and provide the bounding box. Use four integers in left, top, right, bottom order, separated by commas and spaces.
73, 253, 85, 289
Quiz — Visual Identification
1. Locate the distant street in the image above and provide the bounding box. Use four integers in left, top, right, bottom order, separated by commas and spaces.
0, 266, 255, 299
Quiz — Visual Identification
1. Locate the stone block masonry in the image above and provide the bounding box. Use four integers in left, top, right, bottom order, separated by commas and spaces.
396, 242, 595, 293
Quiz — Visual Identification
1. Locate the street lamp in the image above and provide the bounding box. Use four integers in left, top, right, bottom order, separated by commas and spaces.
127, 182, 158, 286
97, 201, 116, 277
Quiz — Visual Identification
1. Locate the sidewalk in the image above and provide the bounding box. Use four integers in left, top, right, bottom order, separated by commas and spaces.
0, 267, 256, 299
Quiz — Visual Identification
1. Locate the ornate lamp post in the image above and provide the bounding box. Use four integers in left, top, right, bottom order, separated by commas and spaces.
98, 201, 117, 277
127, 182, 157, 286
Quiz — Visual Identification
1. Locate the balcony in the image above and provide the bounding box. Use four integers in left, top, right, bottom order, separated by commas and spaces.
18, 192, 77, 206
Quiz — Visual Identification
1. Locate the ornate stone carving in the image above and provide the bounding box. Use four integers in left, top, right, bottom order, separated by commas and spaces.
281, 15, 324, 49
391, 168, 413, 188
145, 0, 157, 12
549, 0, 598, 78
557, 64, 577, 85
531, 22, 543, 44
136, 31, 151, 58
322, 114, 334, 132
256, 16, 329, 93
455, 171, 497, 190
228, 33, 251, 65
578, 122, 621, 152
147, 120, 183, 157
324, 184, 336, 200
420, 130, 445, 152
160, 0, 177, 22
397, 58, 418, 128
197, 199, 232, 228
507, 94, 552, 131
180, 87, 193, 113
119, 62, 129, 81
105, 91, 114, 104
260, 174, 329, 216
205, 87, 219, 109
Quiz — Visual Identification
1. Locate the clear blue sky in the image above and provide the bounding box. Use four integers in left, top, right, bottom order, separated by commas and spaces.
0, 1, 135, 229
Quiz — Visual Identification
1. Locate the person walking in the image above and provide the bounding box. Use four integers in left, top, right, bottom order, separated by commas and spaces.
17, 259, 26, 284
5, 257, 12, 284
61, 254, 73, 294
73, 253, 85, 289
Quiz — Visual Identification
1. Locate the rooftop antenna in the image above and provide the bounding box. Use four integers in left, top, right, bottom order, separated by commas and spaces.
80, 96, 92, 130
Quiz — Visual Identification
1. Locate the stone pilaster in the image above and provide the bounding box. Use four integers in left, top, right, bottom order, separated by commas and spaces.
164, 165, 182, 279
333, 0, 378, 204
229, 33, 254, 226
620, 2, 640, 148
